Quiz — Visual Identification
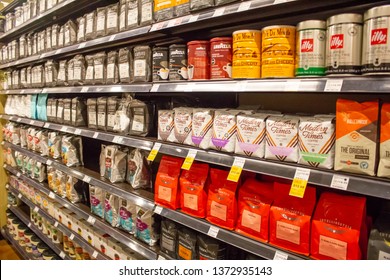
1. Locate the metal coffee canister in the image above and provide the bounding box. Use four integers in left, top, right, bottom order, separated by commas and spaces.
210, 37, 233, 79
153, 47, 169, 81
326, 13, 363, 75
187, 40, 210, 80
232, 30, 261, 79
296, 20, 327, 76
362, 5, 390, 75
169, 44, 188, 81
261, 25, 296, 78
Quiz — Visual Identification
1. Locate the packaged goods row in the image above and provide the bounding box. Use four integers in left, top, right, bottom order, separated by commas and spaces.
3, 4, 390, 78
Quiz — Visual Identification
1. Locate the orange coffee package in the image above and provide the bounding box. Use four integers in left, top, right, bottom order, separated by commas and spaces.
269, 182, 316, 256
154, 156, 184, 210
235, 178, 273, 242
206, 168, 239, 230
311, 192, 366, 260
335, 99, 379, 176
180, 162, 210, 218
378, 103, 390, 178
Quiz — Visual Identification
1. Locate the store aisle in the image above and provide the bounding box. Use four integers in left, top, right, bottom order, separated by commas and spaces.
0, 239, 21, 260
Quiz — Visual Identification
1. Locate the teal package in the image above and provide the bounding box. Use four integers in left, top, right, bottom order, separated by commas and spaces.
37, 94, 48, 121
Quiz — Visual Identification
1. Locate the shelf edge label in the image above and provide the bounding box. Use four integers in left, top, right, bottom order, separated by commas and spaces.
273, 251, 288, 260
227, 157, 246, 182
207, 226, 219, 238
289, 168, 311, 198
181, 149, 198, 170
324, 79, 343, 92
330, 175, 349, 190
147, 143, 162, 162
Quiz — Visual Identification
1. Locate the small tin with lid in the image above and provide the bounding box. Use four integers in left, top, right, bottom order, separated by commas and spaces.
187, 40, 210, 80
362, 5, 390, 75
24, 230, 34, 253
296, 20, 327, 76
210, 37, 233, 80
326, 13, 363, 75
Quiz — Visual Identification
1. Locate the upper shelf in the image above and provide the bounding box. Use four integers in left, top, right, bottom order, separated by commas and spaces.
2, 77, 390, 94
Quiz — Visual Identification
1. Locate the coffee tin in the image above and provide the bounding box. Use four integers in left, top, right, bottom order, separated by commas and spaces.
362, 5, 390, 75
326, 13, 363, 75
153, 47, 169, 81
296, 20, 327, 76
187, 40, 210, 80
169, 44, 188, 81
210, 37, 233, 79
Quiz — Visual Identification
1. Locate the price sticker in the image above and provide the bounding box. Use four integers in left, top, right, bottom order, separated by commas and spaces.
113, 136, 123, 144
238, 1, 251, 12
60, 251, 66, 259
289, 168, 311, 198
284, 80, 300, 91
235, 81, 248, 91
81, 87, 89, 92
92, 251, 98, 258
330, 175, 349, 191
17, 172, 21, 177
274, 0, 288, 4
28, 222, 32, 228
108, 35, 116, 42
54, 221, 59, 228
55, 49, 62, 55
44, 123, 50, 128
40, 53, 47, 59
78, 43, 86, 49
83, 175, 92, 183
154, 206, 163, 214
46, 159, 53, 166
273, 251, 288, 260
60, 127, 68, 132
324, 79, 343, 92
181, 149, 198, 170
3, 164, 6, 168
207, 226, 219, 238
1, 141, 4, 145
49, 192, 55, 199
158, 255, 167, 260
74, 129, 82, 135
18, 193, 22, 199
87, 216, 96, 225
188, 14, 199, 23
70, 234, 75, 240
227, 157, 246, 182
7, 204, 10, 208
17, 118, 22, 122
29, 120, 35, 125
34, 206, 39, 213
213, 7, 225, 17
150, 22, 165, 32
93, 132, 99, 139
147, 143, 162, 162
151, 84, 160, 92
20, 90, 25, 94
167, 17, 182, 28
42, 88, 48, 93
5, 90, 10, 94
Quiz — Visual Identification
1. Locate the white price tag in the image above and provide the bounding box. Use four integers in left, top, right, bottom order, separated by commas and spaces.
44, 123, 50, 128
284, 80, 300, 91
55, 49, 62, 55
5, 90, 10, 94
69, 234, 75, 240
20, 90, 25, 94
34, 206, 39, 213
46, 159, 53, 166
150, 22, 165, 32
213, 7, 225, 17
81, 87, 89, 92
1, 141, 4, 145
29, 120, 34, 125
113, 136, 123, 144
167, 18, 183, 28
54, 221, 59, 228
110, 86, 122, 92
60, 127, 68, 132
17, 118, 22, 122
28, 222, 32, 228
78, 43, 86, 49
42, 88, 48, 93
7, 204, 10, 208
60, 251, 66, 259
87, 216, 96, 225
188, 15, 199, 23
235, 81, 247, 91
92, 251, 98, 258
274, 251, 288, 260
3, 164, 6, 168
17, 172, 21, 177
330, 175, 349, 191
74, 129, 82, 135
93, 132, 99, 139
274, 0, 288, 4
151, 84, 160, 92
154, 206, 163, 214
18, 193, 22, 199
324, 79, 343, 92
108, 35, 116, 42
83, 175, 91, 183
158, 255, 166, 260
207, 226, 219, 238
238, 1, 251, 12
49, 192, 55, 199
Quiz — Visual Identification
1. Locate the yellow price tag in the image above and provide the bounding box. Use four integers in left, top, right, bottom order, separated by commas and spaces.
181, 149, 198, 170
147, 143, 162, 162
227, 157, 246, 182
289, 168, 311, 198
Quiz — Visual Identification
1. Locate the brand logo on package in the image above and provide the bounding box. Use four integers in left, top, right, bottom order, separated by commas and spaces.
371, 28, 388, 45
301, 39, 314, 52
330, 34, 344, 49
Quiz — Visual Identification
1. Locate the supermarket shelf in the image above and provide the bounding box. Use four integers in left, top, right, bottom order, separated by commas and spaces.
8, 205, 72, 260
2, 116, 390, 200
3, 77, 390, 94
0, 115, 45, 127
1, 226, 32, 260
0, 0, 105, 42
156, 205, 308, 260
7, 185, 110, 260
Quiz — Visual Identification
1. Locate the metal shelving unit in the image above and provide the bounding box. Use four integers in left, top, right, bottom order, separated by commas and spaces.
8, 205, 72, 260
7, 185, 110, 260
1, 226, 33, 260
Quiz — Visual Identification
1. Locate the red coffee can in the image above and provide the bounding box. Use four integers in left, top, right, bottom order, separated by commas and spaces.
187, 40, 210, 80
210, 37, 232, 79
